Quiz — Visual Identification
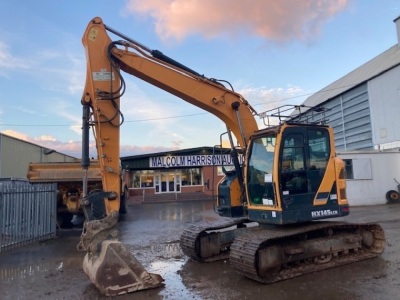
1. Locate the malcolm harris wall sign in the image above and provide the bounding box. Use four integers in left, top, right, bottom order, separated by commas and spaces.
149, 154, 244, 168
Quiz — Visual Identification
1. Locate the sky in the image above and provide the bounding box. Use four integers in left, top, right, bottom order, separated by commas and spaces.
0, 0, 399, 159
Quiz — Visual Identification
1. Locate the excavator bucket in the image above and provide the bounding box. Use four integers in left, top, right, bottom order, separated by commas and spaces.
83, 240, 164, 296
77, 209, 164, 296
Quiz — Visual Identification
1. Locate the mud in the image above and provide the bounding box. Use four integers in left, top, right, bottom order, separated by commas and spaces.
1, 200, 399, 300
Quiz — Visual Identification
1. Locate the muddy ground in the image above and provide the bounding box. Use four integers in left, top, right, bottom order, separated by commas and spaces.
0, 200, 399, 300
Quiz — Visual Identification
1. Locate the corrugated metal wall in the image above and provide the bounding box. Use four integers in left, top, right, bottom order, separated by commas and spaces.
299, 83, 373, 151
1, 136, 40, 177
0, 134, 77, 178
368, 66, 400, 148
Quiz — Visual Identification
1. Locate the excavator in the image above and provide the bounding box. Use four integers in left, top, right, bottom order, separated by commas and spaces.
78, 17, 386, 296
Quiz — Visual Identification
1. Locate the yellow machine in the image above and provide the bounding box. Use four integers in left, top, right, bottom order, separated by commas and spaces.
27, 161, 102, 227
78, 17, 385, 296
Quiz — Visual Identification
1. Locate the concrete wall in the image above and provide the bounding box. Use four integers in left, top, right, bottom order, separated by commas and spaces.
338, 150, 400, 206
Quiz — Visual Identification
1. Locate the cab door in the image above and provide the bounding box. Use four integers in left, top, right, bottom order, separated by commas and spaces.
279, 127, 330, 210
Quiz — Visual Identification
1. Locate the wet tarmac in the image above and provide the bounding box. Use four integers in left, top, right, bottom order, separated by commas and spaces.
1, 200, 400, 300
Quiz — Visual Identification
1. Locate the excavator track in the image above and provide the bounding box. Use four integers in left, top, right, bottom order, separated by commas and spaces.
180, 217, 250, 262
230, 221, 385, 283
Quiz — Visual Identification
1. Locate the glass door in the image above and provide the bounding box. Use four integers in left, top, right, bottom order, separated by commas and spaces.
161, 173, 168, 192
168, 172, 175, 192
155, 173, 161, 193
157, 171, 182, 193
175, 173, 181, 192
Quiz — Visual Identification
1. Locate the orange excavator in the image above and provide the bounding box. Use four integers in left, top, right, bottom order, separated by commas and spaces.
78, 17, 385, 296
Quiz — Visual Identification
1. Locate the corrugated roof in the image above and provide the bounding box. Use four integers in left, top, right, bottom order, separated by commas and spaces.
303, 44, 400, 108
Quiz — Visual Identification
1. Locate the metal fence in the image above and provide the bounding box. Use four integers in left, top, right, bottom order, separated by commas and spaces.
0, 179, 57, 253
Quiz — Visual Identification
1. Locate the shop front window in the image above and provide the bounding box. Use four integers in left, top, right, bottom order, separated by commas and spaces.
192, 168, 202, 185
181, 168, 202, 186
132, 171, 140, 188
131, 170, 155, 188
132, 169, 202, 188
140, 170, 154, 187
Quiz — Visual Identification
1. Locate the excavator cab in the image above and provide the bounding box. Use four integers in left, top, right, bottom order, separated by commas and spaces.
245, 123, 350, 224
216, 106, 350, 224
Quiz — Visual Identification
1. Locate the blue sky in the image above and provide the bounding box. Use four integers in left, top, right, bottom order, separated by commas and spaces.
0, 0, 399, 158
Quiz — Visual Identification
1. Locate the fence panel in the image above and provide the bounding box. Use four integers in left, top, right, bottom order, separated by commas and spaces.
0, 181, 57, 253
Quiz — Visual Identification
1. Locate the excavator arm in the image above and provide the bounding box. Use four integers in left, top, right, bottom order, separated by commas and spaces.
82, 17, 258, 151
111, 43, 259, 148
78, 16, 259, 296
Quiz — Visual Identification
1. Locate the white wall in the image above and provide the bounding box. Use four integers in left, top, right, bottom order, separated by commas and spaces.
338, 151, 400, 206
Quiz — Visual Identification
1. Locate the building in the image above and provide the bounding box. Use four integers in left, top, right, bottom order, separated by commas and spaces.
121, 147, 239, 203
0, 133, 77, 178
297, 17, 400, 152
294, 16, 400, 205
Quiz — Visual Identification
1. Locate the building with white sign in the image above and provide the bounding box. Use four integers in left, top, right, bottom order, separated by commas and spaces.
121, 147, 239, 202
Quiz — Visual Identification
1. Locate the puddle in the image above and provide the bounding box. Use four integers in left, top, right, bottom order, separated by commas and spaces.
149, 259, 202, 300
0, 255, 82, 282
0, 261, 53, 281
127, 241, 203, 299
150, 241, 184, 258
128, 241, 185, 262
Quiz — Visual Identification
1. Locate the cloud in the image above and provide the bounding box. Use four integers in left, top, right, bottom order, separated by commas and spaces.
0, 38, 84, 96
238, 84, 306, 109
2, 130, 30, 141
66, 62, 85, 95
0, 41, 30, 76
124, 0, 349, 42
2, 129, 81, 156
1, 129, 177, 159
31, 53, 85, 96
120, 79, 189, 147
11, 105, 36, 115
237, 84, 308, 127
46, 99, 84, 135
120, 144, 178, 157
34, 135, 57, 142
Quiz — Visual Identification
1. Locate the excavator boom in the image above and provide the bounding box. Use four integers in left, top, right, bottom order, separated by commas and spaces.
78, 18, 166, 295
